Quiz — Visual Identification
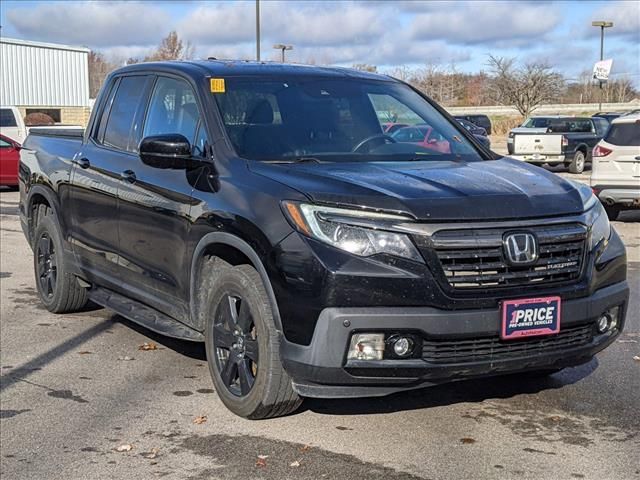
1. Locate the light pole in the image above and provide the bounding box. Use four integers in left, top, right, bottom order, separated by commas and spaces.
273, 44, 293, 62
592, 20, 613, 111
256, 0, 261, 61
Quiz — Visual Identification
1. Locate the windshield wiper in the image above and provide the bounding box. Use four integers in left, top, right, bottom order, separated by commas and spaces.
262, 157, 322, 164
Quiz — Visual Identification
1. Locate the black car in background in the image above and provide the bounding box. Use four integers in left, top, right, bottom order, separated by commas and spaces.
454, 114, 492, 135
456, 119, 491, 149
592, 112, 621, 123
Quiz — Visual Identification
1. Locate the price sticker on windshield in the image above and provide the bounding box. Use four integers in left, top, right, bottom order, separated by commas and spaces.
210, 78, 225, 93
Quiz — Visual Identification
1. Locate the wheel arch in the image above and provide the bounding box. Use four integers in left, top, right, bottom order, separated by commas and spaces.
25, 184, 65, 244
190, 232, 283, 333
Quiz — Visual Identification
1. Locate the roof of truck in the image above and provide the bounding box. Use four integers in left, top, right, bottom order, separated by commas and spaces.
114, 59, 392, 82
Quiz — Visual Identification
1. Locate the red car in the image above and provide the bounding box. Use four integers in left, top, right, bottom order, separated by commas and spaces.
0, 134, 21, 188
391, 124, 451, 153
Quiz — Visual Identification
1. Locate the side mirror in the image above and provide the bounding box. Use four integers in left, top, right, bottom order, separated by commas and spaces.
139, 134, 192, 169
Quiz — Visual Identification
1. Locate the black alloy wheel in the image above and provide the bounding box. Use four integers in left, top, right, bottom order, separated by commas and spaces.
36, 232, 57, 298
213, 293, 259, 397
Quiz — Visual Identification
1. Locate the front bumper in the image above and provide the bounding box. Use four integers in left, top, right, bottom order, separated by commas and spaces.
281, 281, 629, 398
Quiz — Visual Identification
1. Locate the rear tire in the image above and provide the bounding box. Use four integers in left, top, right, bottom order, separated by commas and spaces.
33, 216, 89, 313
204, 263, 301, 419
568, 151, 585, 174
604, 205, 621, 221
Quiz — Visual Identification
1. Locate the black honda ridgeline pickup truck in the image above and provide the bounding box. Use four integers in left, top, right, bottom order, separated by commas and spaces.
19, 61, 628, 419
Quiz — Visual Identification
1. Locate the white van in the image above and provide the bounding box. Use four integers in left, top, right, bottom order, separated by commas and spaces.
590, 113, 640, 220
0, 106, 27, 144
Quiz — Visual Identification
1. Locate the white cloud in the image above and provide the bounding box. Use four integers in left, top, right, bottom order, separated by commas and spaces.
5, 1, 169, 48
587, 0, 640, 40
408, 1, 561, 45
178, 1, 390, 48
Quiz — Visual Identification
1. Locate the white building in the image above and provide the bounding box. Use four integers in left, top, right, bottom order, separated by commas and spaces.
0, 37, 90, 126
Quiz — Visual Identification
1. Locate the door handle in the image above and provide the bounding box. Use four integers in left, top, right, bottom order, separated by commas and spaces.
635, 156, 640, 161
120, 170, 136, 183
73, 157, 90, 169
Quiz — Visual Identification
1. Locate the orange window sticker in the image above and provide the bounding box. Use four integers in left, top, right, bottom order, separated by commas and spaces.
210, 78, 225, 93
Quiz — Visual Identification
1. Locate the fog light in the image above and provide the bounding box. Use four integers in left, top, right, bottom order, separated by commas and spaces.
596, 305, 622, 334
347, 333, 384, 361
607, 306, 620, 331
392, 336, 415, 357
596, 314, 611, 333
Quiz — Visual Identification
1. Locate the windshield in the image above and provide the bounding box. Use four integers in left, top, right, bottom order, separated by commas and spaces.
214, 76, 482, 162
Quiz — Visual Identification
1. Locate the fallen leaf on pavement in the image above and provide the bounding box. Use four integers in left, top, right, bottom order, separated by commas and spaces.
256, 455, 268, 468
633, 356, 640, 362
117, 356, 135, 361
460, 437, 476, 444
299, 445, 311, 453
139, 342, 158, 351
116, 444, 133, 452
193, 415, 207, 425
290, 460, 301, 468
142, 448, 159, 459
77, 351, 93, 355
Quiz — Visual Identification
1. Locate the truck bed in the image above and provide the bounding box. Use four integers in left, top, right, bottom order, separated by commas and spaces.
513, 133, 562, 155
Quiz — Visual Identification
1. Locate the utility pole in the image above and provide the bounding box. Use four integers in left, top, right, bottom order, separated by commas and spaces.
256, 0, 260, 61
273, 44, 293, 62
592, 20, 613, 111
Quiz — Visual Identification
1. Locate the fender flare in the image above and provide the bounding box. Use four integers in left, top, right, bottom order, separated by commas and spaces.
25, 184, 65, 240
189, 232, 283, 333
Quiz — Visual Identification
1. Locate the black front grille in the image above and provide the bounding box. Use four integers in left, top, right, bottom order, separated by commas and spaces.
431, 223, 587, 290
422, 324, 594, 364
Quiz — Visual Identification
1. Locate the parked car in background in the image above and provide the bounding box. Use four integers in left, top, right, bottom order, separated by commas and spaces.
508, 116, 610, 173
456, 119, 491, 149
592, 112, 621, 123
18, 61, 628, 419
381, 122, 409, 135
508, 116, 565, 151
0, 106, 27, 144
0, 134, 21, 188
391, 124, 451, 153
456, 118, 487, 136
590, 113, 640, 220
454, 114, 492, 135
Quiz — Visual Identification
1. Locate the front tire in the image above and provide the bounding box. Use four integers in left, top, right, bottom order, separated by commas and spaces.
568, 151, 586, 174
33, 216, 89, 313
204, 263, 301, 419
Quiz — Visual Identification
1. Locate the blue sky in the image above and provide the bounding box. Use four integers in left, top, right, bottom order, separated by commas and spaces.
1, 0, 638, 83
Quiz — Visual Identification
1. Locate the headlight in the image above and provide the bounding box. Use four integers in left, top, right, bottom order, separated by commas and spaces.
587, 196, 611, 250
282, 202, 422, 262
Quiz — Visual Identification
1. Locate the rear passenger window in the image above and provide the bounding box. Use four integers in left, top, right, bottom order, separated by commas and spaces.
103, 76, 149, 152
143, 77, 201, 144
605, 123, 640, 146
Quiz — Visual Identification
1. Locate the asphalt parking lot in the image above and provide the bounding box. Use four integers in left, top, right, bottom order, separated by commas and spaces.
1, 187, 639, 480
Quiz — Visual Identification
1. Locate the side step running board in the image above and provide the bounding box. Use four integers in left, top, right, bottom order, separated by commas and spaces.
88, 287, 204, 342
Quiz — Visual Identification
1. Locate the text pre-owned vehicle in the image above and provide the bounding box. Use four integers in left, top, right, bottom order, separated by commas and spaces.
590, 113, 640, 220
19, 61, 628, 419
508, 116, 610, 174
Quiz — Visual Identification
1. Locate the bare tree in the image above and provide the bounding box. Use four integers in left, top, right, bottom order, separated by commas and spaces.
487, 56, 564, 117
88, 51, 116, 98
145, 31, 195, 62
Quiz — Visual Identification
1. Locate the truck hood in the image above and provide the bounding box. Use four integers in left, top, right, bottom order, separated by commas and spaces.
249, 157, 589, 221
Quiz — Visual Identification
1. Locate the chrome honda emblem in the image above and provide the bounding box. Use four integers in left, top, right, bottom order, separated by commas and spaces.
504, 232, 538, 265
